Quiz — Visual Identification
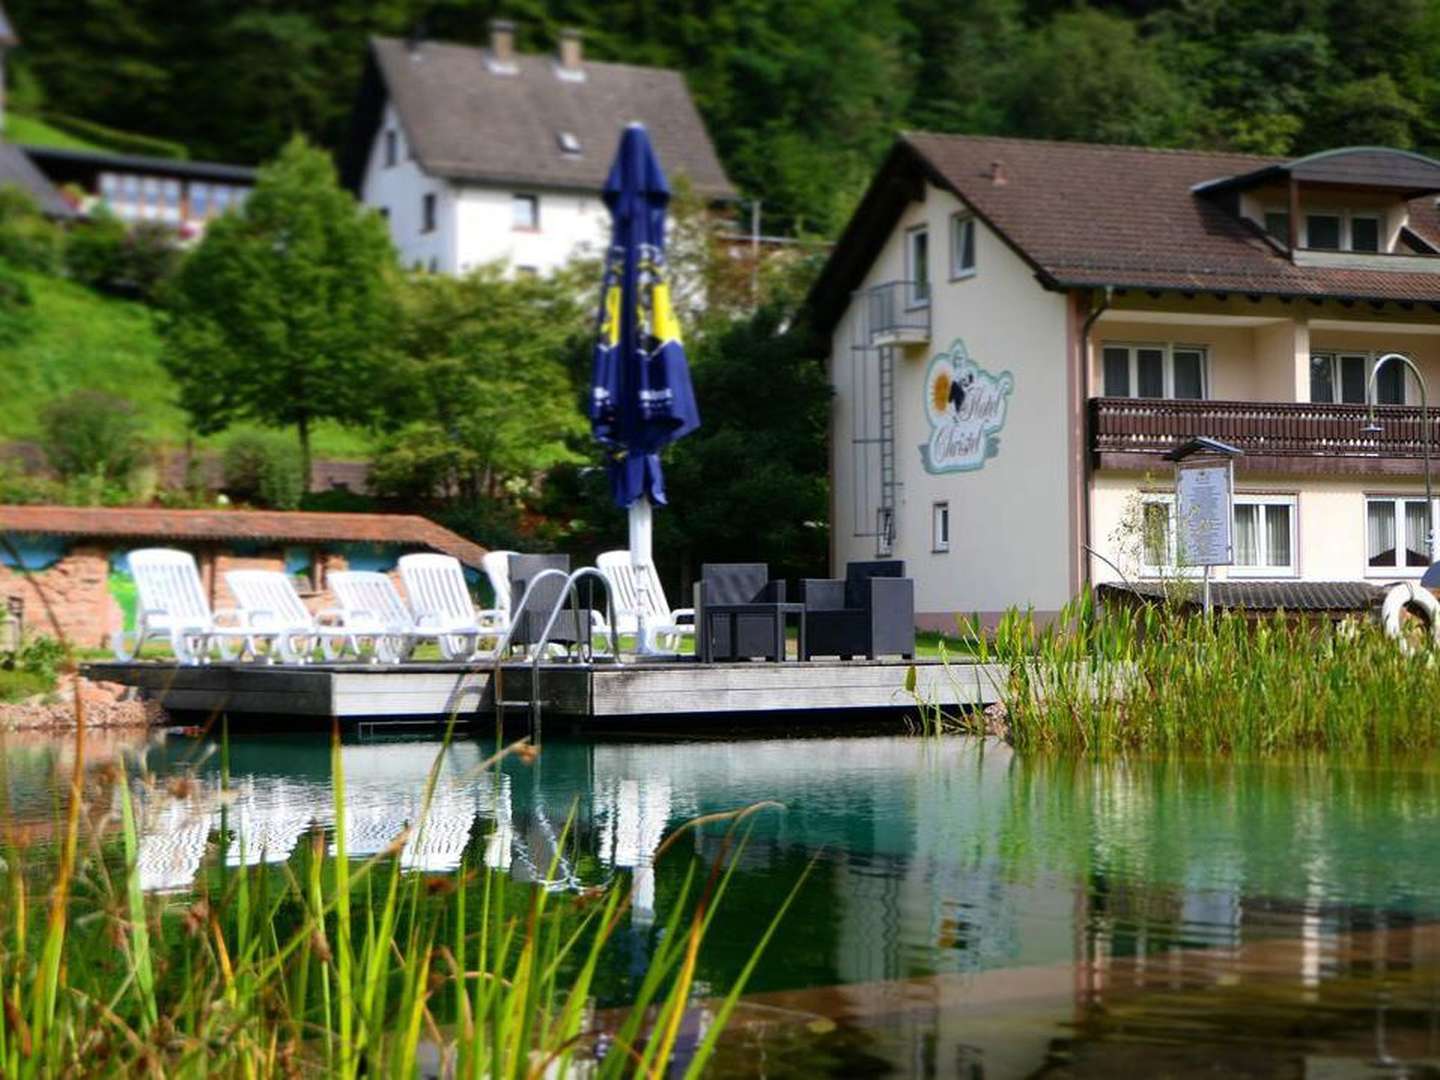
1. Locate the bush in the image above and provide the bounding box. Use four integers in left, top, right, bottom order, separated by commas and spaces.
0, 185, 63, 273
222, 431, 303, 509
38, 390, 151, 487
66, 210, 180, 302
0, 634, 65, 702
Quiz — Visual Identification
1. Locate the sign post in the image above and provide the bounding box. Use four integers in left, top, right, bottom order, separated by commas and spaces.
1164, 438, 1244, 615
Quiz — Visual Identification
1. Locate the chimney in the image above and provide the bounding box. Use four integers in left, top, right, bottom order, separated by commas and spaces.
488, 18, 516, 72
988, 160, 1007, 186
558, 28, 583, 72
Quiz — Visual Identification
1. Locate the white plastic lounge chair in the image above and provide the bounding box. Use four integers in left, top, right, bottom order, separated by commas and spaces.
224, 569, 336, 664
112, 548, 262, 663
398, 553, 501, 661
481, 549, 517, 621
323, 570, 423, 663
595, 550, 695, 654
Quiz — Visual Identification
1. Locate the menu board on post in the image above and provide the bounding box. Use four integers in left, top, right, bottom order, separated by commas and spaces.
1175, 459, 1233, 567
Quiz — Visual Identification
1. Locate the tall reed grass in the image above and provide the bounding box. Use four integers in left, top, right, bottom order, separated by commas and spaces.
959, 595, 1440, 754
0, 718, 802, 1077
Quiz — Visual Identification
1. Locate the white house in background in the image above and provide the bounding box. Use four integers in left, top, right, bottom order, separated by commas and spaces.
0, 3, 16, 131
340, 20, 737, 275
809, 133, 1440, 626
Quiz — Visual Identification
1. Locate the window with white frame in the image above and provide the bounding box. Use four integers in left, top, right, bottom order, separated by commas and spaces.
1310, 351, 1413, 405
421, 192, 436, 233
512, 193, 539, 230
1366, 496, 1435, 572
1232, 496, 1296, 575
932, 502, 950, 553
1102, 344, 1207, 400
384, 129, 398, 168
906, 226, 929, 306
1138, 494, 1294, 576
950, 213, 975, 279
1270, 208, 1385, 252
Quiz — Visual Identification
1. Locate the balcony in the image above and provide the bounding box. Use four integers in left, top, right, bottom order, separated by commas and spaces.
1090, 397, 1440, 476
862, 281, 930, 346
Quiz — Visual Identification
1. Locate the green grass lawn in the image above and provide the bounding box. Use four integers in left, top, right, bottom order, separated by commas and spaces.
2, 112, 106, 152
3, 271, 374, 460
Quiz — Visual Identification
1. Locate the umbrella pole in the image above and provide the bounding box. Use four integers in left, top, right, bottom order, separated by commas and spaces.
629, 497, 658, 656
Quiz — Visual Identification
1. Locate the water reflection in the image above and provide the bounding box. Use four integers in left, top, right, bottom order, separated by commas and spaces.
12, 731, 1440, 1076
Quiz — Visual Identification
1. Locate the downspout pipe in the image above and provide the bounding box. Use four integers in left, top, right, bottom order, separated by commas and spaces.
1077, 286, 1112, 591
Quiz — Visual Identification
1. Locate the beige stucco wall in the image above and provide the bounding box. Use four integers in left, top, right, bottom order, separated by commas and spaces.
1090, 471, 1437, 585
829, 183, 1072, 620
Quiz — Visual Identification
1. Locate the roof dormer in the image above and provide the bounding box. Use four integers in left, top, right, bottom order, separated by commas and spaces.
1195, 146, 1440, 271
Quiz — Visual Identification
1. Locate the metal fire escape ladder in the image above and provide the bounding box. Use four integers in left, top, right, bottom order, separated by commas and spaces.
847, 284, 899, 554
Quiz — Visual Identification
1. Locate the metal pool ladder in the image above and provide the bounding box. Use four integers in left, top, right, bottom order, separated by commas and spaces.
486, 568, 622, 739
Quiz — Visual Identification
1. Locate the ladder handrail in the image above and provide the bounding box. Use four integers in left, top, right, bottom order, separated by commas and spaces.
487, 568, 573, 660
530, 568, 623, 734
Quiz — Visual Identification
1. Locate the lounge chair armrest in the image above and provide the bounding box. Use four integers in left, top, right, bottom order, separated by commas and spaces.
242, 608, 277, 626
212, 608, 244, 626
414, 612, 444, 629
671, 607, 695, 624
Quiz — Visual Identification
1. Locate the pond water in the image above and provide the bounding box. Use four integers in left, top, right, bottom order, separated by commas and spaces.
9, 728, 1440, 1077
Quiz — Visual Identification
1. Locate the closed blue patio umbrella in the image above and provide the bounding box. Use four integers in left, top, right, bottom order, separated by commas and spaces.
589, 123, 700, 569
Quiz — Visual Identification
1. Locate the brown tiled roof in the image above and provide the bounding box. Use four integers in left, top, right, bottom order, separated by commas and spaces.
0, 506, 487, 568
1098, 580, 1383, 614
808, 133, 1440, 330
343, 36, 736, 199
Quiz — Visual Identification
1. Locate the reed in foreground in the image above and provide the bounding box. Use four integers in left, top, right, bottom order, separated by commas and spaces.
959, 596, 1440, 754
0, 721, 803, 1078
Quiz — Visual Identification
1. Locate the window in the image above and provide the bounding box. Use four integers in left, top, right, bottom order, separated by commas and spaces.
906, 227, 929, 307
190, 182, 210, 219
1306, 213, 1341, 250
1264, 211, 1290, 243
515, 265, 539, 278
1139, 497, 1176, 575
512, 193, 539, 230
1102, 344, 1207, 400
1351, 215, 1380, 252
421, 192, 436, 233
1283, 209, 1386, 252
377, 206, 389, 221
384, 129, 398, 168
932, 502, 950, 553
1310, 352, 1412, 405
1367, 497, 1435, 572
1232, 497, 1296, 576
950, 214, 975, 278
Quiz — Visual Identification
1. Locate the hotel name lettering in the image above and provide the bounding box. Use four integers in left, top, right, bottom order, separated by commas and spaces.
921, 340, 1014, 474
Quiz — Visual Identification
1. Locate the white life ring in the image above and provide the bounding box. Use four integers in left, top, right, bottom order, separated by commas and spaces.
1382, 581, 1440, 655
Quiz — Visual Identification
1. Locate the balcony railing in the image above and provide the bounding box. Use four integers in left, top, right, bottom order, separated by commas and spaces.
1091, 397, 1440, 462
861, 280, 930, 345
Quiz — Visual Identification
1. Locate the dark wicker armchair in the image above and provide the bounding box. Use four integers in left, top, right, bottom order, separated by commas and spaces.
798, 560, 915, 660
694, 562, 789, 661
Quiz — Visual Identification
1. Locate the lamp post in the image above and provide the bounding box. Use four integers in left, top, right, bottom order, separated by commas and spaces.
1362, 353, 1437, 580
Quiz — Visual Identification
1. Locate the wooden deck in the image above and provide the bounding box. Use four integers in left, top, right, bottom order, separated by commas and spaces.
82, 658, 1004, 722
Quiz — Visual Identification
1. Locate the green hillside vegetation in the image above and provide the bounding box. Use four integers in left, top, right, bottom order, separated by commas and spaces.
1, 270, 372, 459
1, 111, 104, 152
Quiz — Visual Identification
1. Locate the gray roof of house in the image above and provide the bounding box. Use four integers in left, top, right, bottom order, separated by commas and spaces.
348, 36, 736, 199
0, 143, 75, 217
0, 4, 17, 47
1097, 580, 1383, 614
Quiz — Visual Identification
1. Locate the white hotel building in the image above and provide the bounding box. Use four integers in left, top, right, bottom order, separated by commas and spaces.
809, 134, 1440, 625
340, 20, 736, 276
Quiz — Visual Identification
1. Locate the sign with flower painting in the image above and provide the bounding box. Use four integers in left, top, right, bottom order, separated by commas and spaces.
921, 340, 1014, 474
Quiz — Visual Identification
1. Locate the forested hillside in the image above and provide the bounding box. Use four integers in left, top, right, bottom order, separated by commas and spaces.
8, 0, 1437, 236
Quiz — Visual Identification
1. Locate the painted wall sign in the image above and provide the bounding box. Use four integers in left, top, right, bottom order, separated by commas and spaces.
921, 340, 1014, 474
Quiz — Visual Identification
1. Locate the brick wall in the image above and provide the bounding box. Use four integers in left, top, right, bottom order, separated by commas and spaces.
0, 545, 114, 648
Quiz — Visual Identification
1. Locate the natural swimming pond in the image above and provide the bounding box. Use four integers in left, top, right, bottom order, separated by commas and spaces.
8, 727, 1440, 1077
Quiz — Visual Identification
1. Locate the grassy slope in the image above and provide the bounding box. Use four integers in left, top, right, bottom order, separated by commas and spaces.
2, 271, 373, 458
1, 113, 105, 151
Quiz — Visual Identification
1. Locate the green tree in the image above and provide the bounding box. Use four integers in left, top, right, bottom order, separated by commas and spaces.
38, 389, 150, 489
652, 305, 832, 587
160, 136, 395, 488
370, 264, 590, 503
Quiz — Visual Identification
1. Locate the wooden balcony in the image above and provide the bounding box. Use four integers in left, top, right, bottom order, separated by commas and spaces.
1090, 397, 1440, 476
